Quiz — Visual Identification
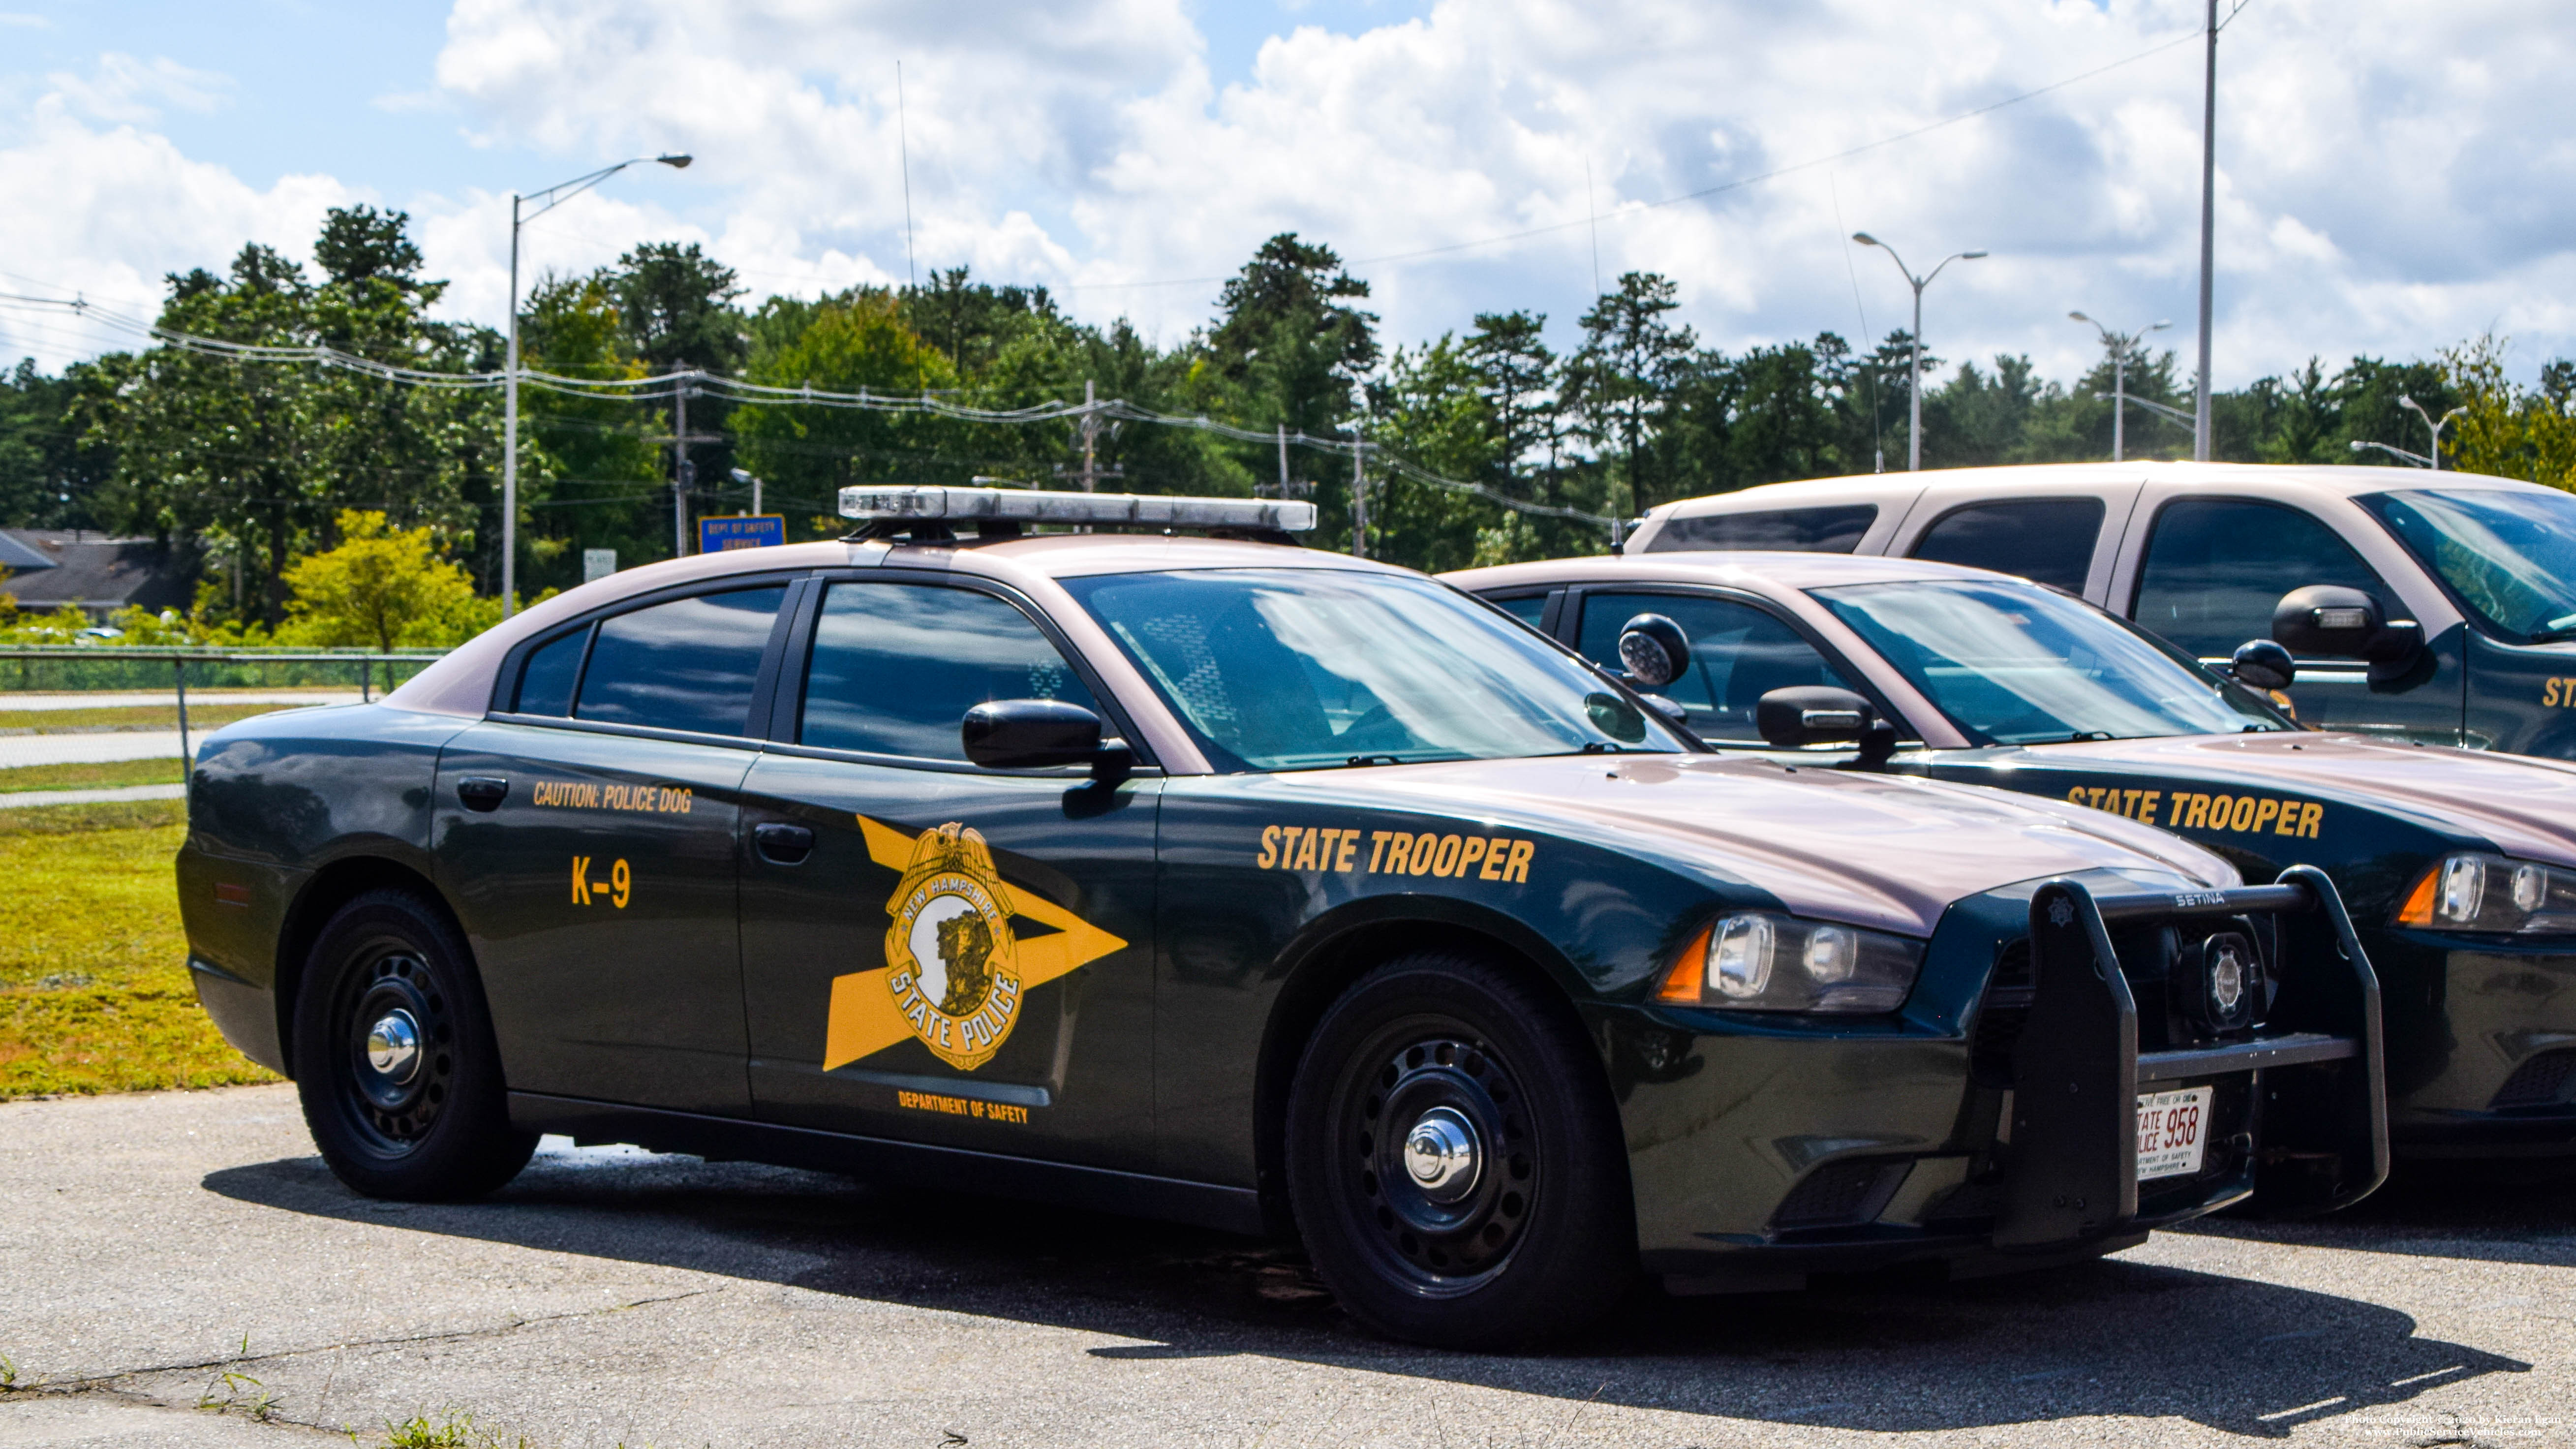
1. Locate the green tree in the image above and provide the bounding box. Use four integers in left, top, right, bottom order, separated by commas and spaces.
280, 509, 494, 651
1566, 272, 1695, 513
733, 292, 961, 524
2445, 336, 2576, 489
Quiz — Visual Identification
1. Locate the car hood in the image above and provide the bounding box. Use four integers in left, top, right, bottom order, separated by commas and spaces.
1282, 753, 2238, 938
1995, 733, 2576, 870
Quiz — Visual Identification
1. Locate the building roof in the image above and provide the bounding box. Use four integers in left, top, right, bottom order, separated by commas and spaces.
0, 530, 192, 616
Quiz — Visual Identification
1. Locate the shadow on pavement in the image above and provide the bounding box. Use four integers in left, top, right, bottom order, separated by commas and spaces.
204, 1142, 2529, 1439
2172, 1160, 2576, 1271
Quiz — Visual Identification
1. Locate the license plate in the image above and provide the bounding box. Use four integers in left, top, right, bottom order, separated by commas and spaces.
2136, 1086, 2213, 1182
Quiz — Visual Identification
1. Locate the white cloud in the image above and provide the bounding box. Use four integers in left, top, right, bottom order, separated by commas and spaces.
45, 52, 230, 125
0, 88, 352, 370
6, 1, 2575, 390
407, 0, 2576, 385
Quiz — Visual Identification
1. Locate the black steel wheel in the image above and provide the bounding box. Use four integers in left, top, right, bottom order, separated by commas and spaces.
1287, 952, 1634, 1348
293, 889, 534, 1200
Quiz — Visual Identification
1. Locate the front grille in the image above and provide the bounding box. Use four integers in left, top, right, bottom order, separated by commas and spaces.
2490, 1048, 2576, 1109
1773, 1157, 1913, 1231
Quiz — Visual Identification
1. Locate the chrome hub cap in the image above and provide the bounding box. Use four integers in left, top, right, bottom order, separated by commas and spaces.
342, 952, 453, 1145
365, 1010, 422, 1083
1403, 1107, 1480, 1202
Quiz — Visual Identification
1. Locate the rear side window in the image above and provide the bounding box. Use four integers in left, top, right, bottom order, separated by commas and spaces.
513, 626, 588, 715
1908, 498, 2106, 593
2132, 501, 2391, 658
800, 582, 1098, 761
574, 586, 786, 735
1648, 504, 1876, 554
1575, 592, 1863, 742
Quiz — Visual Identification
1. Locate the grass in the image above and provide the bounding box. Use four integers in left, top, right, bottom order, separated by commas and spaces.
0, 799, 278, 1098
0, 758, 185, 793
0, 702, 295, 733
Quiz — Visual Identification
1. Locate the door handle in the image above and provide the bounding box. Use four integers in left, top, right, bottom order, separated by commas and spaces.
754, 822, 815, 865
457, 776, 508, 812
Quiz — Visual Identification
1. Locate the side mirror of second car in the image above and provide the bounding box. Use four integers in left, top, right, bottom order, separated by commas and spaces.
2228, 639, 2296, 692
963, 699, 1128, 776
1616, 613, 1691, 689
1756, 686, 1873, 748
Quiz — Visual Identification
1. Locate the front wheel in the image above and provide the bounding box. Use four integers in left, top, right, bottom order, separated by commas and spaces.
1286, 953, 1636, 1348
292, 889, 535, 1200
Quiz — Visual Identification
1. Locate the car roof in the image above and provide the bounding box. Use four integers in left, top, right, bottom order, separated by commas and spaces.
387, 531, 1400, 718
1644, 461, 2550, 524
1446, 549, 2014, 594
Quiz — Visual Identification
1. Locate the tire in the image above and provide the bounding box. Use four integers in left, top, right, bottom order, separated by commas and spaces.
1285, 952, 1636, 1348
291, 889, 535, 1201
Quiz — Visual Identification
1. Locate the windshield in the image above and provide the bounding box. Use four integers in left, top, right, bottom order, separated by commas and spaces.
2358, 488, 2576, 642
1064, 568, 1686, 771
1812, 578, 2288, 745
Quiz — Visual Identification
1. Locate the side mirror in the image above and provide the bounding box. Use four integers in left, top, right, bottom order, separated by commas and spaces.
1756, 686, 1873, 748
1617, 613, 1691, 688
963, 699, 1125, 773
2271, 586, 2383, 657
2228, 639, 2296, 692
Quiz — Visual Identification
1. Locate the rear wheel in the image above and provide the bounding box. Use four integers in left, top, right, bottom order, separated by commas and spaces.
292, 889, 534, 1200
1286, 952, 1635, 1348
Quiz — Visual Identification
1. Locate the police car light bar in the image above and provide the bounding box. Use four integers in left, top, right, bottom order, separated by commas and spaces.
838, 485, 1316, 533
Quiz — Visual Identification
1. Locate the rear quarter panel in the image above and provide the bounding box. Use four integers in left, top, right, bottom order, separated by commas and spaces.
179, 704, 471, 1070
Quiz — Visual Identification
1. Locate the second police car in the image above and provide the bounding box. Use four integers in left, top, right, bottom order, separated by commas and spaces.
1452, 549, 2576, 1167
177, 488, 2387, 1348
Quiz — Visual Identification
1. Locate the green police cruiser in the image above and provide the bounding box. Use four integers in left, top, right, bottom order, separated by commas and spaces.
1453, 549, 2576, 1167
179, 488, 2386, 1349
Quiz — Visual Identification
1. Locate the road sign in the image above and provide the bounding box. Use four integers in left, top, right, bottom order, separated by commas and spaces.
699, 515, 785, 553
582, 549, 617, 582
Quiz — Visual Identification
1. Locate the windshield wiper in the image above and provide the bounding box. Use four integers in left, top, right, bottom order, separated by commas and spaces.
1343, 753, 1409, 768
2067, 730, 2115, 742
2529, 615, 2576, 643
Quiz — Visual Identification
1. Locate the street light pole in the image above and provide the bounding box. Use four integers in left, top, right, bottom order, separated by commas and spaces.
501, 153, 691, 618
2399, 395, 2467, 471
2193, 0, 2219, 462
2070, 312, 2172, 463
1852, 235, 1988, 471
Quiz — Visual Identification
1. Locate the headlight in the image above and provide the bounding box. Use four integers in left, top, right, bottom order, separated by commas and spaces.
2394, 853, 2576, 934
1657, 911, 1924, 1012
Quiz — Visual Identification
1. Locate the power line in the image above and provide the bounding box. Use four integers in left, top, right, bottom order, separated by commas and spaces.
0, 291, 1621, 533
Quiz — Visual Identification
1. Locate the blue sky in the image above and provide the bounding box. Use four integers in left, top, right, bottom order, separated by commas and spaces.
0, 0, 2568, 390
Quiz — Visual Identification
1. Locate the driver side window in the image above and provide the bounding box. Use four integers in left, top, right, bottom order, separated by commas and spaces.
1573, 593, 1860, 742
2132, 501, 2392, 659
800, 583, 1099, 761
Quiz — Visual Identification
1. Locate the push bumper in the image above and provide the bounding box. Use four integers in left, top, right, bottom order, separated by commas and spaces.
1998, 867, 2387, 1247
1634, 866, 2388, 1292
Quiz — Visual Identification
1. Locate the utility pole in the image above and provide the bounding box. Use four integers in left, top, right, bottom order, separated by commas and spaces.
2193, 0, 2218, 462
673, 374, 691, 557
1081, 379, 1098, 491
648, 371, 721, 558
1349, 427, 1369, 558
1057, 379, 1123, 493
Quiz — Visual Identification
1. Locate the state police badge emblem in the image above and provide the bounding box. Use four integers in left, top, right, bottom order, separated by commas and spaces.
822, 815, 1128, 1076
883, 822, 1023, 1071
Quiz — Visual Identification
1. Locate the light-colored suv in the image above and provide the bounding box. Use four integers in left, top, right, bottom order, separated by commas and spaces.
1624, 462, 2576, 757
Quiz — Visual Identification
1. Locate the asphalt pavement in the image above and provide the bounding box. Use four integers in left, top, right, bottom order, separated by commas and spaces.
0, 1084, 2569, 1449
